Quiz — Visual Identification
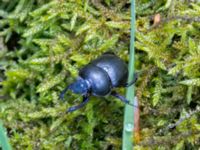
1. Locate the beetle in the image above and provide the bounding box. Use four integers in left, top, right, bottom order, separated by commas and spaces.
60, 52, 138, 112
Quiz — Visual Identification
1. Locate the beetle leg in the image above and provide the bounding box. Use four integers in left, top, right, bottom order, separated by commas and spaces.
59, 86, 69, 100
111, 91, 137, 108
125, 72, 138, 87
67, 95, 90, 112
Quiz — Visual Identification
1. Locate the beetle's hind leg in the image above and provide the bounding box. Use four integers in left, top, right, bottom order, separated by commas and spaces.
111, 91, 137, 108
67, 95, 90, 112
124, 72, 138, 87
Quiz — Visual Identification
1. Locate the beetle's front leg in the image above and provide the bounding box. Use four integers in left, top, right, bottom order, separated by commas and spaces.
111, 91, 137, 108
67, 95, 90, 112
59, 86, 69, 100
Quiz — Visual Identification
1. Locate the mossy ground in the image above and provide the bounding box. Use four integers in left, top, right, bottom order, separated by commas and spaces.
0, 0, 200, 149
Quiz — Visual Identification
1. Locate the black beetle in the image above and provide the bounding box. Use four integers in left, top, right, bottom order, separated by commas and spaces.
60, 52, 137, 112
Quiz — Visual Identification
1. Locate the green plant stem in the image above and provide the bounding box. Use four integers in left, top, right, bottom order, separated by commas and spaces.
122, 0, 135, 149
0, 121, 12, 150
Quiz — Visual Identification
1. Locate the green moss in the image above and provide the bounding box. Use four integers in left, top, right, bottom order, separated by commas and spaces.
0, 0, 200, 149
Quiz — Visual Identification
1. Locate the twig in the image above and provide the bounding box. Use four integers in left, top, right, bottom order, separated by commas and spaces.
167, 106, 200, 129
138, 130, 200, 147
148, 15, 200, 31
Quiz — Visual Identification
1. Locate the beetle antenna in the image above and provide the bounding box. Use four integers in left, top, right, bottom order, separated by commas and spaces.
111, 91, 138, 108
67, 95, 90, 112
59, 85, 70, 100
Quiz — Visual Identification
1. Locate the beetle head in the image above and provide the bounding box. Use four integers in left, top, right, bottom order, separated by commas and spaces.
69, 77, 89, 95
